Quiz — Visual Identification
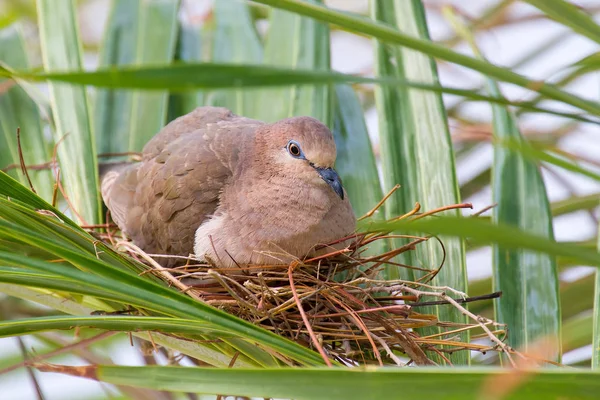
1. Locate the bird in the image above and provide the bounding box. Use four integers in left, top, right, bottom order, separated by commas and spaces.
100, 106, 356, 268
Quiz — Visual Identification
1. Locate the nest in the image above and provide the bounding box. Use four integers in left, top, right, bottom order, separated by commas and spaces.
94, 186, 525, 367
167, 246, 508, 367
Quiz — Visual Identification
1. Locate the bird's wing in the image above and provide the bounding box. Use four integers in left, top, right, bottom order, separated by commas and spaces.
102, 106, 263, 260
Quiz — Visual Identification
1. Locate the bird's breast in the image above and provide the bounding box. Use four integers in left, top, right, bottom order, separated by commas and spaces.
195, 171, 355, 267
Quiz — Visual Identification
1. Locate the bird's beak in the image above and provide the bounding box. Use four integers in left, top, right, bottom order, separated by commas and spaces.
315, 167, 344, 200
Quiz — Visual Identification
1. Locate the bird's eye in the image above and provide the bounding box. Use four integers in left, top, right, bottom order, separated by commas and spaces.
287, 141, 303, 158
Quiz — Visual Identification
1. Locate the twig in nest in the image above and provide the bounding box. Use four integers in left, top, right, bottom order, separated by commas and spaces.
409, 202, 473, 221
358, 184, 400, 221
118, 241, 204, 303
327, 293, 383, 366
407, 291, 502, 307
388, 202, 421, 222
288, 261, 332, 367
400, 285, 518, 367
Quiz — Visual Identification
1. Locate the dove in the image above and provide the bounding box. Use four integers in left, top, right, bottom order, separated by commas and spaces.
101, 106, 356, 268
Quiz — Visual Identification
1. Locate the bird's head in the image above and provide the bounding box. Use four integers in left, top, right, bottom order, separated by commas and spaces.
255, 116, 345, 200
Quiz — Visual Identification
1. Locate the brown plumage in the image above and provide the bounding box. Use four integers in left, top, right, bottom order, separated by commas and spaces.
101, 106, 356, 267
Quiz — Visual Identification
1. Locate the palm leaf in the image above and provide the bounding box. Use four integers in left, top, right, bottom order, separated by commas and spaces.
128, 0, 180, 151
36, 0, 100, 224
254, 0, 331, 124
208, 0, 262, 115
332, 84, 383, 218
489, 87, 561, 360
371, 0, 467, 365
31, 364, 600, 400
0, 23, 53, 201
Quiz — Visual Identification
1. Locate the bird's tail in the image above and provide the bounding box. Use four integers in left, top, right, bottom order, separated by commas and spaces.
99, 162, 132, 203
98, 161, 141, 232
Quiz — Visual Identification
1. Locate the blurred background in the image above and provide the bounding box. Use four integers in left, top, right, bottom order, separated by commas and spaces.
1, 0, 599, 398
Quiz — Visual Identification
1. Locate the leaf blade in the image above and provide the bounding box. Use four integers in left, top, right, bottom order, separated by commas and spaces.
254, 0, 330, 124
0, 23, 53, 201
523, 0, 600, 45
94, 0, 141, 154
35, 364, 600, 400
208, 0, 262, 115
486, 62, 561, 364
371, 0, 467, 365
167, 9, 205, 120
36, 0, 100, 224
128, 0, 180, 152
363, 216, 600, 268
332, 84, 383, 218
2, 64, 598, 124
